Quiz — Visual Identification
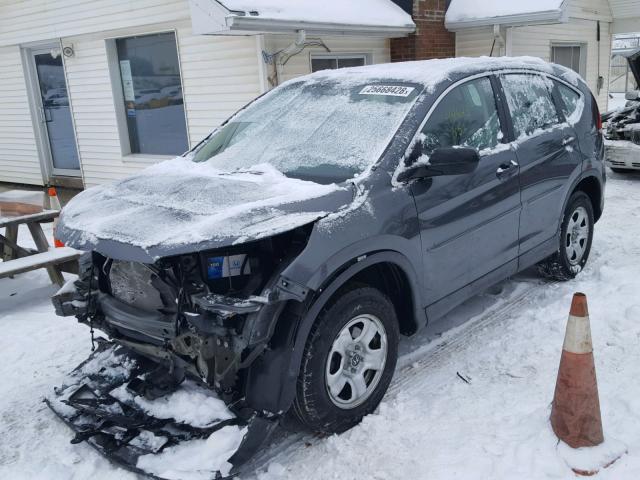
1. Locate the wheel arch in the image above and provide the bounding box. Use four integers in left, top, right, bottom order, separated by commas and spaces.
244, 251, 425, 414
571, 173, 603, 222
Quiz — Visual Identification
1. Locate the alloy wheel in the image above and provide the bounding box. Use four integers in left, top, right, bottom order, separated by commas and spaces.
325, 314, 388, 409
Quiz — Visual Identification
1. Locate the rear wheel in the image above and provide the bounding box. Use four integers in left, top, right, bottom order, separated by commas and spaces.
537, 191, 594, 281
291, 286, 399, 434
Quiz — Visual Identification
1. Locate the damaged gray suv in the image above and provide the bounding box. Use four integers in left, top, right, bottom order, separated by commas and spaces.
51, 56, 605, 477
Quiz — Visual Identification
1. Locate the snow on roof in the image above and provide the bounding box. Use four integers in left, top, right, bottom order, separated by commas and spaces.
189, 0, 415, 36
295, 55, 579, 93
446, 0, 568, 30
220, 0, 414, 27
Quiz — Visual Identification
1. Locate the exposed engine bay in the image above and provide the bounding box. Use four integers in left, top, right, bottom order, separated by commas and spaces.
49, 225, 317, 478
603, 47, 640, 145
53, 224, 314, 401
604, 97, 640, 144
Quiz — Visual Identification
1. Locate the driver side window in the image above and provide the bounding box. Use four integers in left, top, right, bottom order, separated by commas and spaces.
420, 77, 503, 158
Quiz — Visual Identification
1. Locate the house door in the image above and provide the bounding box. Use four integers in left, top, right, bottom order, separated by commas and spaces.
28, 46, 81, 178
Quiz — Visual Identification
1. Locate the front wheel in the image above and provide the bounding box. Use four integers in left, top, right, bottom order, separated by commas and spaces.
538, 191, 594, 281
291, 286, 399, 434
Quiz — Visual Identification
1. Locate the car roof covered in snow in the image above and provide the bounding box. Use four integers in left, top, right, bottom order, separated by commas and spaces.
289, 56, 582, 93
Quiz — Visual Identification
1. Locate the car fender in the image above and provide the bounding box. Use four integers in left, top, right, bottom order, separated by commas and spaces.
559, 168, 604, 230
244, 249, 425, 414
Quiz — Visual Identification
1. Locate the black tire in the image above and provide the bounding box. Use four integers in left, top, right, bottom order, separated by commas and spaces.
291, 285, 399, 434
610, 167, 631, 173
537, 191, 594, 281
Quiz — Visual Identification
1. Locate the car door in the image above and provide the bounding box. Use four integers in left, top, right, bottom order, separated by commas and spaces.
409, 75, 522, 305
498, 73, 583, 256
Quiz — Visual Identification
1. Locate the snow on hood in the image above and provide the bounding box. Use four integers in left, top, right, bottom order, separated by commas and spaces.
58, 159, 351, 262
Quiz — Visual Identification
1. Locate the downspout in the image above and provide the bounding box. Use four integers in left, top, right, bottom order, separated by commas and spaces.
490, 24, 505, 56
275, 29, 306, 86
262, 29, 330, 87
596, 21, 603, 95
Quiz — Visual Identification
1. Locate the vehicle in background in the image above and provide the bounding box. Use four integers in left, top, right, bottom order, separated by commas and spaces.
603, 48, 640, 173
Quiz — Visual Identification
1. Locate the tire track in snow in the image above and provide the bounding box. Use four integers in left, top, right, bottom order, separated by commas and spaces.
246, 276, 557, 476
388, 279, 553, 395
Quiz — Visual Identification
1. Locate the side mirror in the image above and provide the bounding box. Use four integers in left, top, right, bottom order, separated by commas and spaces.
397, 147, 479, 182
625, 90, 640, 101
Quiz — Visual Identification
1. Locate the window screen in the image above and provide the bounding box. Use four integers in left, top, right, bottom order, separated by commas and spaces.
420, 77, 503, 156
311, 56, 366, 72
501, 74, 560, 138
116, 32, 188, 155
551, 45, 585, 76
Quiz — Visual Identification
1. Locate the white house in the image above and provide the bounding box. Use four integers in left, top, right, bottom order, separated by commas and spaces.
0, 0, 414, 188
446, 0, 640, 113
3, 0, 640, 190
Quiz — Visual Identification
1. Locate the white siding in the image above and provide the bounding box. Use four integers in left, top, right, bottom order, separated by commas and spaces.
568, 0, 613, 21
0, 46, 42, 185
605, 0, 638, 17
62, 20, 262, 186
454, 0, 613, 110
264, 34, 391, 84
0, 0, 191, 47
455, 27, 497, 58
510, 19, 612, 109
0, 1, 395, 187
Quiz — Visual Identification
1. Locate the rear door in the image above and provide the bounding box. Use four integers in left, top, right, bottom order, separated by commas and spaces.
411, 75, 521, 304
499, 73, 583, 256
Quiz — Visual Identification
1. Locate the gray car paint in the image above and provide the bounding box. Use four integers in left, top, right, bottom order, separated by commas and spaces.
58, 63, 604, 340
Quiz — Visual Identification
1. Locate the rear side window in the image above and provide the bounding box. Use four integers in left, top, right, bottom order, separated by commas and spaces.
500, 74, 560, 137
420, 77, 503, 156
555, 81, 583, 123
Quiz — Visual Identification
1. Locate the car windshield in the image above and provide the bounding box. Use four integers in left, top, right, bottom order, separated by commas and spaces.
192, 79, 422, 183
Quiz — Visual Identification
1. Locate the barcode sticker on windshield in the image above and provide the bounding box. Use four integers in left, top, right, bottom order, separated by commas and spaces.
359, 85, 415, 97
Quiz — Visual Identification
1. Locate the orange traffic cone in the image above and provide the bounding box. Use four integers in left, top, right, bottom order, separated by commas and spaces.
551, 292, 625, 475
48, 187, 64, 248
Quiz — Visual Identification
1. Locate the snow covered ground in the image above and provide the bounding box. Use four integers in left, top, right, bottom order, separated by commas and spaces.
2, 170, 640, 480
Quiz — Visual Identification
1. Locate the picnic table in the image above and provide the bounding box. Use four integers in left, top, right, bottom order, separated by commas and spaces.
0, 190, 81, 286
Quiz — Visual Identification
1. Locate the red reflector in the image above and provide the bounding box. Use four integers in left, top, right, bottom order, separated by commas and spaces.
594, 98, 602, 132
54, 238, 65, 248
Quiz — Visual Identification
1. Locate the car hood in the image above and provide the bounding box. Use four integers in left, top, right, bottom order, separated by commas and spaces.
58, 159, 353, 262
628, 48, 640, 87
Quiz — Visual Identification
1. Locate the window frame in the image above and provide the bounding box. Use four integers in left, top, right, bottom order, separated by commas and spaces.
406, 73, 511, 165
405, 69, 585, 168
309, 53, 369, 73
549, 78, 585, 125
418, 75, 508, 157
497, 72, 564, 138
105, 29, 190, 159
550, 43, 587, 78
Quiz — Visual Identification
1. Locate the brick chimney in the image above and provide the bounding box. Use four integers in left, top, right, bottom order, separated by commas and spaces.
390, 0, 455, 61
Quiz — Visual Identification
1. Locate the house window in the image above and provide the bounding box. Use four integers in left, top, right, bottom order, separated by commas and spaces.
551, 44, 586, 77
115, 32, 188, 156
311, 55, 367, 72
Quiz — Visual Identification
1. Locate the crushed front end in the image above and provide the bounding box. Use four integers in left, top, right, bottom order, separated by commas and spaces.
49, 228, 314, 479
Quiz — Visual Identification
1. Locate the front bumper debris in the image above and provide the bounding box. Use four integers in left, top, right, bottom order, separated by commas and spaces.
46, 339, 278, 479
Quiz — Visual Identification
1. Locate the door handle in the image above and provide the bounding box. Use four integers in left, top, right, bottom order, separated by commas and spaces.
562, 136, 576, 146
496, 159, 519, 178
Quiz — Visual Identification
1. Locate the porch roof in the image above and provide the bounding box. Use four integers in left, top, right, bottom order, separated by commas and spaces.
445, 0, 568, 31
188, 0, 415, 37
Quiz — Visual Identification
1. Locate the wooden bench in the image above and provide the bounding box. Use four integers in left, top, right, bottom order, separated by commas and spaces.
1, 193, 80, 286
0, 247, 81, 279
